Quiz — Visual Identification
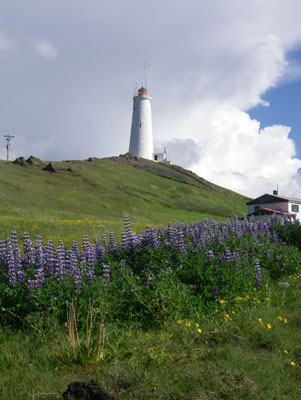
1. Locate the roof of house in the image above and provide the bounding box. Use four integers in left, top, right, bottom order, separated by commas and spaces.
246, 193, 301, 206
247, 207, 293, 216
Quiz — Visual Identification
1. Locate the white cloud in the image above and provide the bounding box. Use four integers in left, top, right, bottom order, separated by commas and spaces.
158, 103, 301, 198
34, 40, 58, 60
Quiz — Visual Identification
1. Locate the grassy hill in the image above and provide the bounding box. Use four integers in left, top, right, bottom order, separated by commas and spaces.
0, 153, 249, 242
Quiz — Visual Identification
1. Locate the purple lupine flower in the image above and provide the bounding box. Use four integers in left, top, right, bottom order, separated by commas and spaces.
120, 259, 126, 266
168, 223, 175, 243
102, 264, 110, 280
233, 249, 241, 270
34, 237, 44, 269
85, 244, 96, 281
33, 266, 44, 290
253, 258, 262, 288
54, 241, 65, 281
120, 230, 129, 251
184, 223, 190, 238
205, 249, 214, 259
124, 216, 132, 242
27, 279, 38, 293
6, 240, 17, 285
130, 284, 137, 293
273, 231, 279, 246
223, 247, 232, 262
71, 240, 79, 259
151, 228, 160, 249
102, 234, 109, 251
10, 231, 18, 250
190, 284, 197, 295
22, 232, 35, 269
147, 272, 155, 284
80, 235, 90, 262
109, 232, 118, 252
130, 233, 141, 249
95, 236, 105, 262
73, 266, 82, 294
0, 240, 6, 266
14, 246, 24, 283
68, 248, 78, 271
197, 232, 206, 250
177, 229, 186, 254
44, 240, 54, 277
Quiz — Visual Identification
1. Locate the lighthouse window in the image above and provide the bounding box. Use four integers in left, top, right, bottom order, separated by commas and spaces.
139, 123, 141, 128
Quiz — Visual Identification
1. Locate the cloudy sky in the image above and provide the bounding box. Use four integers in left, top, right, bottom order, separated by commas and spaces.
0, 0, 301, 198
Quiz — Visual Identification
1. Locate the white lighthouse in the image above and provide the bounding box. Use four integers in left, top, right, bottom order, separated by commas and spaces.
129, 86, 153, 159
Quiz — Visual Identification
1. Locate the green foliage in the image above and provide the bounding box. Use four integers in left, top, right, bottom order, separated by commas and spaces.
1, 269, 301, 399
275, 223, 301, 250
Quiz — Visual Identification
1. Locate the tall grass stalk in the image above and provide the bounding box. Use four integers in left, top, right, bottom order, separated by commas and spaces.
64, 299, 106, 364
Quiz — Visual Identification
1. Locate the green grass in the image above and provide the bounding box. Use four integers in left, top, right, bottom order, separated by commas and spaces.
0, 157, 248, 244
1, 272, 300, 399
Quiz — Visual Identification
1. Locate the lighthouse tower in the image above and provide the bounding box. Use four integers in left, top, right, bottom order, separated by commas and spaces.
129, 86, 153, 159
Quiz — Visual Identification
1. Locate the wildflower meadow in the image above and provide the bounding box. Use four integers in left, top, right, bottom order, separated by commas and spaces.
0, 214, 301, 399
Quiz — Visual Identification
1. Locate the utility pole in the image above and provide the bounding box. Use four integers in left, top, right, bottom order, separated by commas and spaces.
4, 134, 14, 162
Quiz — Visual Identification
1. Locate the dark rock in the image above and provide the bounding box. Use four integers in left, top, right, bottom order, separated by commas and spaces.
67, 167, 73, 172
62, 380, 117, 400
26, 155, 41, 165
86, 157, 97, 162
42, 162, 57, 173
13, 156, 26, 166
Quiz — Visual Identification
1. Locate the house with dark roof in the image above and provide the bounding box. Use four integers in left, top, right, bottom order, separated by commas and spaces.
246, 192, 301, 221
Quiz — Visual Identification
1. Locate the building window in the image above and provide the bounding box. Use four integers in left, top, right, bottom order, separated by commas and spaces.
139, 123, 141, 128
254, 206, 261, 212
291, 204, 299, 213
154, 155, 158, 161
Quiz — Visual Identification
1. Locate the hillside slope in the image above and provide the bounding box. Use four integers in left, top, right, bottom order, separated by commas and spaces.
0, 154, 249, 241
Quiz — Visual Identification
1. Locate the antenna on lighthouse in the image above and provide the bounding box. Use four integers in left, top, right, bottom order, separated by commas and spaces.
4, 134, 14, 162
143, 60, 150, 89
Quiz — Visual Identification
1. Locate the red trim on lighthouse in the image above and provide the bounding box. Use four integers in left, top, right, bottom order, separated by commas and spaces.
138, 87, 148, 96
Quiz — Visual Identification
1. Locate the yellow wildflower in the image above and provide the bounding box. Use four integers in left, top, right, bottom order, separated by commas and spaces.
219, 300, 227, 305
258, 318, 262, 324
195, 323, 199, 328
277, 316, 283, 321
186, 321, 192, 327
197, 328, 202, 334
284, 318, 288, 324
265, 297, 271, 301
215, 309, 219, 313
284, 350, 289, 354
178, 320, 183, 324
290, 362, 296, 366
267, 323, 272, 329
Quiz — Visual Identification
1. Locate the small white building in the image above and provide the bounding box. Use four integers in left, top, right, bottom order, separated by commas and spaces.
153, 148, 170, 164
246, 192, 301, 221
